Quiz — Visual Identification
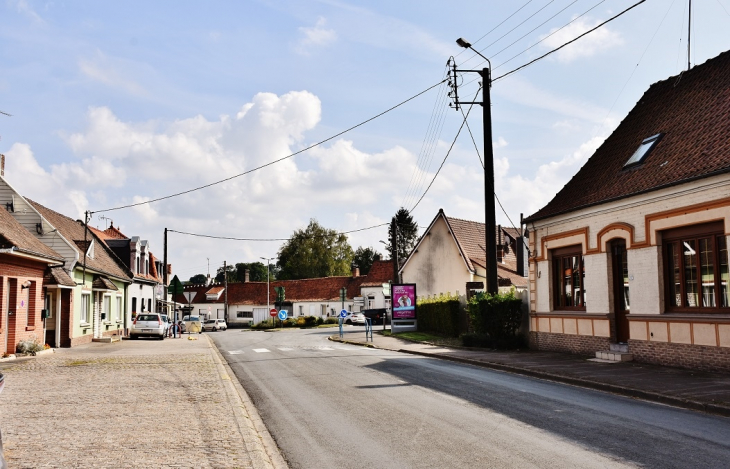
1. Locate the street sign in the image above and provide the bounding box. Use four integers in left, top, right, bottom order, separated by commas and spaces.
168, 275, 184, 295
339, 309, 347, 318
269, 308, 277, 317
183, 291, 196, 304
278, 310, 288, 320
354, 296, 365, 305
382, 282, 391, 297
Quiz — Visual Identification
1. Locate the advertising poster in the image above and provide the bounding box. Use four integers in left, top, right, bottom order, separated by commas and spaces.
391, 284, 416, 320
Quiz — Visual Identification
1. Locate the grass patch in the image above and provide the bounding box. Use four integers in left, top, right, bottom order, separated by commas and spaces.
316, 324, 339, 328
383, 331, 462, 347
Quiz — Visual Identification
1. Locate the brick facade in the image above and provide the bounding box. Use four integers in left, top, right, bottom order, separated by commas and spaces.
629, 339, 730, 373
529, 331, 611, 356
0, 256, 48, 355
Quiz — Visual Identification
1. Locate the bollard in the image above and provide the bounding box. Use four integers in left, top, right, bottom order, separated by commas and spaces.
338, 317, 344, 339
365, 318, 373, 342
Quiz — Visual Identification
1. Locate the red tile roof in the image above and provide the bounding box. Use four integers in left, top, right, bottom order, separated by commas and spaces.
28, 199, 132, 282
174, 261, 396, 305
526, 50, 730, 223
0, 207, 64, 262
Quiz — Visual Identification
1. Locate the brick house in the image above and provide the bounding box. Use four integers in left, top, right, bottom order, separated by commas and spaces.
0, 207, 66, 354
524, 51, 730, 372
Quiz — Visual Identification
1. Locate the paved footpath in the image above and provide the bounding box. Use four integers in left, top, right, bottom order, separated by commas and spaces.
332, 328, 730, 417
0, 334, 287, 469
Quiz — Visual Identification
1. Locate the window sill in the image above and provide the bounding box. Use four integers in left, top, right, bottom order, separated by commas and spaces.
80, 322, 91, 329
103, 321, 112, 325
531, 310, 599, 318
628, 313, 730, 323
25, 326, 36, 331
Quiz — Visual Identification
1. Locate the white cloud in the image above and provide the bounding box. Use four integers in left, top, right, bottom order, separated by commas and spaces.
493, 137, 508, 149
78, 51, 148, 97
539, 16, 623, 63
296, 17, 337, 56
10, 0, 43, 23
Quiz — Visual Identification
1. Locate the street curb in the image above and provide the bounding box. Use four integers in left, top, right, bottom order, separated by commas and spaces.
329, 336, 730, 418
206, 335, 289, 469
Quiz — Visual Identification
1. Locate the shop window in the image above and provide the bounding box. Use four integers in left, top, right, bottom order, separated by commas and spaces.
552, 245, 586, 311
664, 221, 729, 312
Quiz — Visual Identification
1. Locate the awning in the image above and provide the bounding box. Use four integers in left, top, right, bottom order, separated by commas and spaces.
92, 275, 118, 291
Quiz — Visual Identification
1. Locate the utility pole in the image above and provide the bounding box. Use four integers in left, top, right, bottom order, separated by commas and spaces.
452, 38, 498, 294
223, 260, 228, 322
687, 0, 692, 71
391, 220, 399, 284
163, 228, 168, 313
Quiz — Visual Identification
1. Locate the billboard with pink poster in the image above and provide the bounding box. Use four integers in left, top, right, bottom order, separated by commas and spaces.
391, 284, 416, 320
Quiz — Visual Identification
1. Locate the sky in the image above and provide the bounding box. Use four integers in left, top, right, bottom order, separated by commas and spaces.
2, 0, 730, 281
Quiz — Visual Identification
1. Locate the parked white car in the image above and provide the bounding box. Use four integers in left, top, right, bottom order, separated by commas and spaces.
131, 313, 166, 340
203, 319, 227, 332
181, 315, 202, 334
345, 312, 366, 325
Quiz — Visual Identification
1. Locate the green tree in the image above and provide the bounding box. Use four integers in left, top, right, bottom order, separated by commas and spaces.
277, 219, 354, 280
353, 246, 379, 275
234, 262, 269, 282
214, 264, 236, 283
385, 208, 419, 267
188, 273, 207, 285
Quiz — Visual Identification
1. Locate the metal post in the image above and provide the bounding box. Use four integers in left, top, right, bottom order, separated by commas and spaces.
482, 67, 498, 295
392, 221, 399, 284
223, 260, 228, 322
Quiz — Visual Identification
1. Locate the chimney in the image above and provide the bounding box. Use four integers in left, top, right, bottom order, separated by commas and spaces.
516, 230, 529, 277
244, 269, 250, 283
1, 154, 4, 177
496, 225, 504, 263
351, 265, 360, 278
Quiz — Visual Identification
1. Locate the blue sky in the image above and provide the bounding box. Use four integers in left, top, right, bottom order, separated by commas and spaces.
2, 0, 730, 280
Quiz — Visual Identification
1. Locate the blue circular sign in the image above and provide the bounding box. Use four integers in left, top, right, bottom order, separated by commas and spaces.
278, 310, 288, 320
339, 309, 348, 318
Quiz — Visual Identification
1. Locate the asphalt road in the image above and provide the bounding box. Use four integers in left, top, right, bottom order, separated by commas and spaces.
210, 327, 730, 469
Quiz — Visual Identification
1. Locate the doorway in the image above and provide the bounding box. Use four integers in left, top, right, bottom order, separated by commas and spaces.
611, 240, 630, 343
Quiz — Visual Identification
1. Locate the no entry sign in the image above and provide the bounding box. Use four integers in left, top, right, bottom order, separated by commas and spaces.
269, 308, 277, 317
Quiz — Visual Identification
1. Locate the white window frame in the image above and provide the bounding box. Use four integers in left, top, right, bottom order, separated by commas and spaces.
103, 295, 111, 322
81, 293, 91, 324
116, 296, 123, 321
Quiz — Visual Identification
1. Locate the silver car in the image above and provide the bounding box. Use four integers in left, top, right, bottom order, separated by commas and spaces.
203, 319, 227, 332
130, 313, 166, 340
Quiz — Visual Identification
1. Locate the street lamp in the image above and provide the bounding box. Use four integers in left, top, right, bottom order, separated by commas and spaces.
260, 257, 276, 316
454, 37, 498, 294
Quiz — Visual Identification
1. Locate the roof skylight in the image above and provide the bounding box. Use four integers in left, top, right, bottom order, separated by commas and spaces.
624, 133, 663, 168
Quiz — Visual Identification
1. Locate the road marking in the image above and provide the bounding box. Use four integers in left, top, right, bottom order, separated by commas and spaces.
228, 350, 244, 355
277, 347, 293, 351
253, 348, 271, 353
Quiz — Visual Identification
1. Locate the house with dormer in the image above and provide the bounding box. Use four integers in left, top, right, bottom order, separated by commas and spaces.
90, 224, 165, 320
524, 51, 730, 372
0, 173, 133, 346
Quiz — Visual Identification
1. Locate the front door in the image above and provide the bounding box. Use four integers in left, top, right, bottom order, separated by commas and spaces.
612, 241, 630, 343
45, 292, 56, 346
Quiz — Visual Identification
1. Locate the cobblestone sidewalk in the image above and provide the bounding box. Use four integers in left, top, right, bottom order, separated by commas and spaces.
0, 335, 286, 468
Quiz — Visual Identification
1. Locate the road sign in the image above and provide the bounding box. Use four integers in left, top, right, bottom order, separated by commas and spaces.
354, 296, 364, 305
339, 309, 348, 318
269, 308, 277, 317
183, 291, 196, 304
278, 310, 288, 320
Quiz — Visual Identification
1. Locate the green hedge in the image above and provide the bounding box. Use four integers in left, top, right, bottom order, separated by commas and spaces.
417, 294, 461, 338
466, 290, 524, 348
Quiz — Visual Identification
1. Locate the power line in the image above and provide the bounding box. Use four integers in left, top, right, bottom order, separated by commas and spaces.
493, 0, 608, 72
493, 0, 647, 82
91, 79, 447, 215
455, 0, 537, 58
409, 87, 481, 213
168, 223, 389, 242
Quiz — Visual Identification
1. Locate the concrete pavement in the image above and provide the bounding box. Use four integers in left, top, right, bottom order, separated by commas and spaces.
0, 334, 287, 469
330, 328, 730, 417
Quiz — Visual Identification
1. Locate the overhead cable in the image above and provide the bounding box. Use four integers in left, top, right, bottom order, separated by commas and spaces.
91, 79, 447, 214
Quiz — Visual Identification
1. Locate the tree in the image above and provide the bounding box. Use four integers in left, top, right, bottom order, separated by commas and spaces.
214, 264, 236, 283
385, 208, 419, 267
188, 273, 207, 285
234, 262, 269, 282
353, 246, 379, 275
277, 219, 354, 280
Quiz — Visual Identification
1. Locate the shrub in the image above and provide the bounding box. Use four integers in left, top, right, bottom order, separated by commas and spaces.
324, 318, 338, 325
460, 333, 492, 348
467, 290, 524, 349
316, 317, 324, 325
303, 316, 318, 327
417, 293, 461, 337
16, 335, 44, 355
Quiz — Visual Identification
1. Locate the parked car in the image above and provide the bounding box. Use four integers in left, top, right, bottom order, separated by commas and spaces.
181, 315, 202, 334
362, 308, 389, 325
160, 314, 170, 335
131, 313, 166, 340
203, 319, 227, 332
345, 312, 366, 325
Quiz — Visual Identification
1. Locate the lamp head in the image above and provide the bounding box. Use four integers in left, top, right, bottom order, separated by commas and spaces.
456, 38, 472, 49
